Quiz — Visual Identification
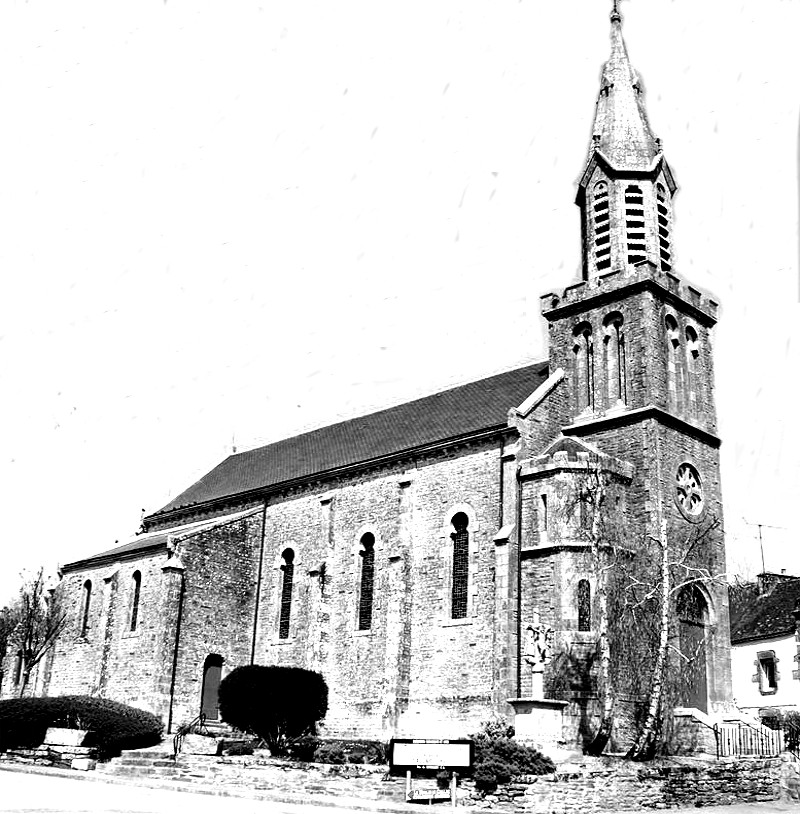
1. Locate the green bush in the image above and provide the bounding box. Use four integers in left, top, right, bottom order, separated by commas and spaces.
469, 722, 554, 794
218, 665, 328, 757
0, 696, 163, 758
314, 742, 346, 764
223, 742, 255, 756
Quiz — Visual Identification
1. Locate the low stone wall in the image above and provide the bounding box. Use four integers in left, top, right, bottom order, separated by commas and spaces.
0, 745, 97, 771
464, 756, 781, 812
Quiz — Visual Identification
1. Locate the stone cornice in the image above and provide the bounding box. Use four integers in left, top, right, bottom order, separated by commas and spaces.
561, 405, 721, 448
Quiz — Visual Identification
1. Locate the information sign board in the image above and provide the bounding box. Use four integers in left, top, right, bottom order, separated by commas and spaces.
389, 738, 474, 771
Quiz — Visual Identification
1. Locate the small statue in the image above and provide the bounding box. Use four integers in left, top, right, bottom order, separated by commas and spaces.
523, 610, 553, 670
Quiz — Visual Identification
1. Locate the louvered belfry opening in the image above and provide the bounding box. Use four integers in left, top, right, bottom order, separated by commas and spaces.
657, 184, 672, 271
593, 181, 611, 270
578, 579, 591, 632
624, 184, 646, 264
279, 549, 295, 639
358, 533, 375, 631
451, 513, 469, 619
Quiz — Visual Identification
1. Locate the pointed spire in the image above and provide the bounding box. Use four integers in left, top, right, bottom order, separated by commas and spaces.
590, 4, 660, 170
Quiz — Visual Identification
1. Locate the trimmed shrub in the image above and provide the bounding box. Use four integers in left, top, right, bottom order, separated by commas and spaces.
218, 665, 328, 757
0, 696, 163, 758
312, 738, 387, 765
469, 721, 554, 794
223, 742, 255, 756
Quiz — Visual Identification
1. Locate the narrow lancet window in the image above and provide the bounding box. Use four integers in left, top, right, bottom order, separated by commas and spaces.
573, 322, 595, 413
130, 571, 142, 631
625, 185, 646, 265
603, 312, 626, 406
81, 580, 92, 636
577, 580, 591, 632
358, 533, 375, 631
451, 513, 469, 619
278, 549, 295, 639
665, 314, 682, 414
593, 181, 611, 271
685, 325, 700, 418
657, 184, 672, 271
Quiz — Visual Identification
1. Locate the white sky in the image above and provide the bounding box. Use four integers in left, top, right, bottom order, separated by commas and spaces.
0, 0, 798, 605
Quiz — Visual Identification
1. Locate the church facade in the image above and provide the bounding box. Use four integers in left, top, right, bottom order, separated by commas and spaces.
3, 11, 733, 742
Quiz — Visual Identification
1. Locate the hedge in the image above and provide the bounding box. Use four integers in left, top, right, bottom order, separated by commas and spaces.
0, 696, 163, 758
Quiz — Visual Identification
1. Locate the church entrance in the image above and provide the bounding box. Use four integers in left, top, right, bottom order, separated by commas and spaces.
200, 654, 223, 720
677, 586, 708, 713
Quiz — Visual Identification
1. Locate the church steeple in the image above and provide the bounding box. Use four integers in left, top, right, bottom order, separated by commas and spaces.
576, 5, 677, 282
590, 5, 659, 170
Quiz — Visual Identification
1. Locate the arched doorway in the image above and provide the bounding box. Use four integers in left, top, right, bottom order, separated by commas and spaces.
200, 654, 224, 721
676, 585, 709, 712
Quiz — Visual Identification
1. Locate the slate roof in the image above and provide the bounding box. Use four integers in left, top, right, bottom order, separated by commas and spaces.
148, 361, 549, 521
730, 579, 800, 644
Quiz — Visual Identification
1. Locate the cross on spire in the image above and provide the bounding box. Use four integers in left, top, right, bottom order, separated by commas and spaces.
611, 0, 622, 24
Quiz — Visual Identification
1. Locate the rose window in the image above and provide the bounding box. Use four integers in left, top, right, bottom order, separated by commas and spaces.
676, 463, 704, 517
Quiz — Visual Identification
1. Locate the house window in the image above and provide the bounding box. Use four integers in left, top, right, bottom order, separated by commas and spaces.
577, 580, 591, 632
130, 571, 142, 631
757, 650, 778, 695
593, 181, 611, 271
278, 549, 294, 639
625, 185, 646, 265
358, 533, 375, 631
81, 580, 92, 636
451, 513, 469, 619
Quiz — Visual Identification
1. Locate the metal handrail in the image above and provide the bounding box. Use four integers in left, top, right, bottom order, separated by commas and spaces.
172, 712, 209, 758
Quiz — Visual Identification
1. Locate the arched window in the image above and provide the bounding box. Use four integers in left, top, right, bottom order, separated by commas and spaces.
13, 650, 23, 686
573, 322, 595, 413
358, 533, 375, 631
451, 513, 469, 619
685, 325, 700, 417
200, 654, 223, 721
130, 571, 142, 631
665, 314, 682, 414
624, 185, 646, 265
593, 181, 611, 271
278, 549, 294, 639
80, 580, 92, 636
603, 312, 626, 405
657, 184, 672, 271
577, 580, 591, 632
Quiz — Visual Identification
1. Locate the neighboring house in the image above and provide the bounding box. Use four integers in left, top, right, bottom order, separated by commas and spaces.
730, 573, 800, 715
1, 9, 734, 742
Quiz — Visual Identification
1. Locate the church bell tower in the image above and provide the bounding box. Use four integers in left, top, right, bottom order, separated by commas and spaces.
524, 5, 733, 722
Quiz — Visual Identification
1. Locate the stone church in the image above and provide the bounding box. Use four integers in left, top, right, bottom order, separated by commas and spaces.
4, 9, 733, 741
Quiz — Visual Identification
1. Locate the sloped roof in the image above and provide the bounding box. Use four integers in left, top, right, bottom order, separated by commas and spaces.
148, 361, 548, 521
63, 508, 262, 571
730, 579, 800, 644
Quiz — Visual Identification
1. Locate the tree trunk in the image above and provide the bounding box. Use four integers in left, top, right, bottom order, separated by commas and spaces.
627, 525, 670, 761
586, 481, 614, 756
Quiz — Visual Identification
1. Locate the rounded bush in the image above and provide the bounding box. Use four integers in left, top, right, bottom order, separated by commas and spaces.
0, 696, 163, 758
218, 665, 328, 757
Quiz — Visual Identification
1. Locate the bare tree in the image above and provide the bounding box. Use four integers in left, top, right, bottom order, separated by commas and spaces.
10, 568, 66, 697
550, 460, 725, 759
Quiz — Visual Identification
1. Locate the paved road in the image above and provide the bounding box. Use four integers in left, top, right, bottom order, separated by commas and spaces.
0, 769, 797, 814
0, 770, 376, 814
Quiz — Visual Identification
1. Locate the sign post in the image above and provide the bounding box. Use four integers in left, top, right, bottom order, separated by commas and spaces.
389, 739, 474, 807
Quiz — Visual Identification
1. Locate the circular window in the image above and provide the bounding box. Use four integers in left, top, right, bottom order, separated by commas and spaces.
675, 463, 704, 518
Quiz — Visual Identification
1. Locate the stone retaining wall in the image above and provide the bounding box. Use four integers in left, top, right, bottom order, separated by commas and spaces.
463, 757, 781, 812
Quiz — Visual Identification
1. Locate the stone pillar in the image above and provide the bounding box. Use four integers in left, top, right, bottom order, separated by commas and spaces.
382, 472, 414, 735
157, 553, 186, 733
96, 567, 119, 696
493, 524, 516, 717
